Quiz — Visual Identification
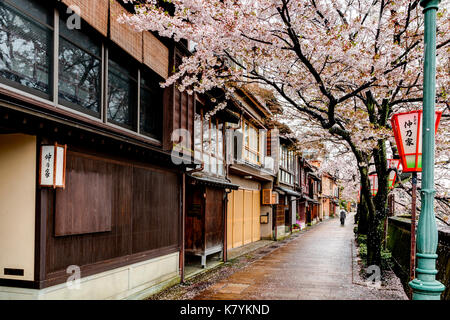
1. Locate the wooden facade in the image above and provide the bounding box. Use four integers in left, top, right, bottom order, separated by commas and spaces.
185, 184, 226, 267
227, 189, 261, 249
40, 148, 181, 287
0, 0, 192, 296
163, 48, 195, 154
272, 136, 301, 237
296, 158, 321, 227
227, 87, 275, 247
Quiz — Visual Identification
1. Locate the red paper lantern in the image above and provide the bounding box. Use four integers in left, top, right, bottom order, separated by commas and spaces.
387, 159, 401, 189
391, 110, 442, 172
369, 174, 378, 196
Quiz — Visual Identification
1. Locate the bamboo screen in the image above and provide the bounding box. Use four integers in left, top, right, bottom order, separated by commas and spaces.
61, 0, 109, 36
143, 31, 169, 79
110, 0, 143, 62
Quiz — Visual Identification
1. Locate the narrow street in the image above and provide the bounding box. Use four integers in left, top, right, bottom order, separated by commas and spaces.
191, 213, 407, 300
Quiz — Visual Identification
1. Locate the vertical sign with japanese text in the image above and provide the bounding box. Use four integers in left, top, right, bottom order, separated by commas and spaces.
39, 144, 66, 188
40, 145, 55, 187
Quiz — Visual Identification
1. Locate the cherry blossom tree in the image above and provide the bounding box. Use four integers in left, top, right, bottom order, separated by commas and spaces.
120, 0, 449, 267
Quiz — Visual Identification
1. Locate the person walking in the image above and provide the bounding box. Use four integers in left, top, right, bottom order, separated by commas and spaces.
340, 209, 347, 226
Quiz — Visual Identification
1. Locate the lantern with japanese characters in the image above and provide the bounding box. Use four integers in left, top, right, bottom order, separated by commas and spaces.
39, 143, 67, 188
369, 174, 378, 196
390, 110, 442, 172
387, 159, 401, 189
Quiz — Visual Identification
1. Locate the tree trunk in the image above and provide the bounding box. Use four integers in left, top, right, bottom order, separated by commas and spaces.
366, 211, 384, 267
366, 139, 389, 268
357, 193, 369, 234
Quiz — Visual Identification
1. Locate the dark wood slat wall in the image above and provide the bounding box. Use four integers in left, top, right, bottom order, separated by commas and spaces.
267, 130, 272, 157
275, 196, 286, 227
205, 188, 224, 249
41, 150, 180, 283
163, 49, 195, 155
185, 187, 204, 252
298, 202, 306, 223
132, 166, 180, 253
55, 153, 113, 236
185, 186, 224, 254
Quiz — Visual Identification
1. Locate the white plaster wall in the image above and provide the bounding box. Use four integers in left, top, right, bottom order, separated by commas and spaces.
0, 134, 36, 281
259, 205, 272, 239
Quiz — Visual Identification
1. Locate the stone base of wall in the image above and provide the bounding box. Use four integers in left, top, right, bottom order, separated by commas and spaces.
275, 226, 288, 240
0, 252, 180, 300
387, 217, 449, 300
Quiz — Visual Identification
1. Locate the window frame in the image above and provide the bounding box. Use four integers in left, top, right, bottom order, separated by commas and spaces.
57, 15, 103, 118
194, 106, 225, 177
242, 119, 260, 165
139, 67, 164, 140
0, 0, 54, 100
106, 46, 139, 131
0, 1, 168, 144
279, 144, 294, 185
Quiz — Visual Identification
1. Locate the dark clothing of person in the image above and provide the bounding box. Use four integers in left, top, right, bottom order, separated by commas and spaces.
340, 210, 346, 226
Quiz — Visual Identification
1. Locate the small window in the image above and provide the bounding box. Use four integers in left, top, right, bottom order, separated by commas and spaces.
107, 50, 138, 130
140, 68, 163, 139
243, 120, 260, 165
58, 15, 101, 116
0, 0, 52, 97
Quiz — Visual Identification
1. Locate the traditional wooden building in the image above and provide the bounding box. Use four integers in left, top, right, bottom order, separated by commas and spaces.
185, 93, 239, 268
272, 136, 301, 239
320, 172, 339, 219
0, 0, 196, 299
310, 160, 339, 220
225, 87, 277, 250
297, 158, 321, 227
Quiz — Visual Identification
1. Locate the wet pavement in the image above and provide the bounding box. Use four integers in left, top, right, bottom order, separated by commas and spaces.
193, 213, 407, 300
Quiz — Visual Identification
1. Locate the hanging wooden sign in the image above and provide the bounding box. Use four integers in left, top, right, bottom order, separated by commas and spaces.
260, 213, 269, 224
39, 143, 67, 188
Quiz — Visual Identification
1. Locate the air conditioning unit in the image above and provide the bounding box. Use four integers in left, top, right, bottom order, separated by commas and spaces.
262, 189, 272, 205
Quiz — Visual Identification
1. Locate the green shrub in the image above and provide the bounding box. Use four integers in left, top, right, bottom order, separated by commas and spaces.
357, 234, 367, 245
356, 233, 394, 270
359, 243, 367, 260
381, 248, 394, 270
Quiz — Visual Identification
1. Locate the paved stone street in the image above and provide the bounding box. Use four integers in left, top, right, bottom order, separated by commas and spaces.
193, 213, 407, 300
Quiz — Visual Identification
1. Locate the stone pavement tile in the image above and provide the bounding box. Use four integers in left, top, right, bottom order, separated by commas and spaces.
216, 283, 250, 294
258, 290, 305, 300
206, 282, 228, 292
195, 292, 242, 300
